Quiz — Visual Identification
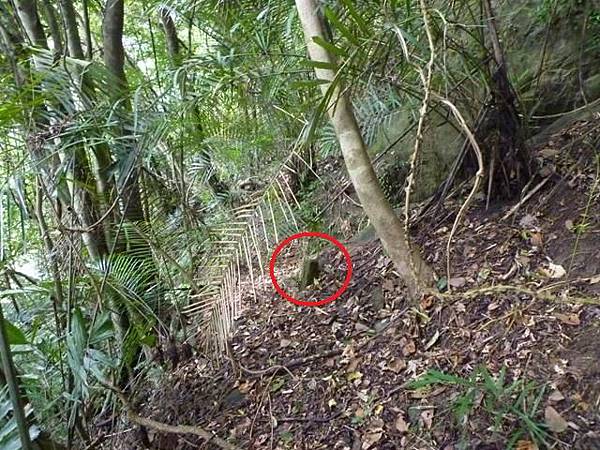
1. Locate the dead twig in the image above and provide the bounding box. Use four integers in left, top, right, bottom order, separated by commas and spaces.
501, 176, 551, 221
277, 410, 344, 423
249, 372, 277, 441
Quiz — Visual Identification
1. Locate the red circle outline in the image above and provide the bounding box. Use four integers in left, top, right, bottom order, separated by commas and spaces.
269, 231, 353, 307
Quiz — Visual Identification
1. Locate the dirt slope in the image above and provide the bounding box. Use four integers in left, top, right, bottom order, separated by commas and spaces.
98, 120, 600, 450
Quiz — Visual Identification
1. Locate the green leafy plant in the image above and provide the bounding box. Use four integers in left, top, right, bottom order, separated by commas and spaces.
409, 367, 548, 449
0, 386, 39, 450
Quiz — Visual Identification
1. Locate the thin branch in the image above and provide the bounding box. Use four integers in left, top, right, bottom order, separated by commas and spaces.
99, 380, 241, 450
404, 0, 436, 289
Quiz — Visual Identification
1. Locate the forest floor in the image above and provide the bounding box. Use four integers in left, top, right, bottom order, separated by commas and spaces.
99, 120, 600, 450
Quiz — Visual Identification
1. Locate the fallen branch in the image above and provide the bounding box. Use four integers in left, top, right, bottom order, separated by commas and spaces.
99, 380, 241, 450
277, 409, 344, 423
437, 284, 600, 306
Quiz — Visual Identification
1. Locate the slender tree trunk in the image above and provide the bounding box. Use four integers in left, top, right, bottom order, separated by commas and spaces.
35, 178, 66, 318
0, 14, 25, 87
103, 0, 148, 225
39, 0, 63, 57
57, 0, 84, 58
295, 0, 433, 298
58, 0, 115, 246
82, 0, 93, 60
159, 7, 229, 198
102, 0, 159, 381
159, 7, 181, 67
11, 0, 106, 260
480, 0, 530, 199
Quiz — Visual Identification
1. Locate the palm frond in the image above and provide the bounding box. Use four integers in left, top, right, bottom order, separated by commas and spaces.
183, 148, 317, 354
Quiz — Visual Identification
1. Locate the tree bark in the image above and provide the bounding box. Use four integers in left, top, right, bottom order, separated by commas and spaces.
13, 0, 47, 48
102, 0, 149, 227
480, 0, 530, 199
57, 0, 84, 59
0, 13, 26, 87
82, 0, 93, 59
159, 7, 181, 67
294, 0, 433, 298
103, 0, 128, 100
58, 0, 115, 238
39, 0, 63, 57
11, 0, 107, 259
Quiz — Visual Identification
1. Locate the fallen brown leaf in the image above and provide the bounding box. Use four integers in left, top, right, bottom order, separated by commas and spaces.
449, 277, 466, 288
361, 432, 382, 449
516, 439, 539, 450
555, 313, 580, 326
388, 357, 406, 373
419, 295, 435, 310
395, 413, 409, 433
548, 390, 565, 402
545, 406, 568, 433
354, 407, 365, 419
420, 408, 434, 429
542, 262, 566, 279
401, 339, 416, 356
346, 357, 361, 373
530, 232, 543, 247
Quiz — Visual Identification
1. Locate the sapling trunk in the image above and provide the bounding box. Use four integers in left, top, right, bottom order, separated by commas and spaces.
294, 0, 433, 299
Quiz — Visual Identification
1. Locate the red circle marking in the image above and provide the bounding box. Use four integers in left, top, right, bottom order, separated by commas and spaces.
269, 231, 353, 307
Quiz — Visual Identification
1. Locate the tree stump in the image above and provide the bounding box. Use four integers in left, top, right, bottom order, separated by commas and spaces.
299, 256, 320, 290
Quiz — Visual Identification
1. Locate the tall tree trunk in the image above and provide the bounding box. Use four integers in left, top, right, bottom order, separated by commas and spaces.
102, 0, 159, 380
82, 0, 93, 60
39, 0, 63, 57
0, 11, 26, 87
58, 0, 115, 244
11, 0, 106, 260
103, 0, 147, 225
294, 0, 433, 299
159, 7, 181, 67
103, 0, 128, 102
57, 0, 84, 59
13, 0, 47, 48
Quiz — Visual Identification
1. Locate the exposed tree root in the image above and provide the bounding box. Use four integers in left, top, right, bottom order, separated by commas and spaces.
437, 284, 600, 306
